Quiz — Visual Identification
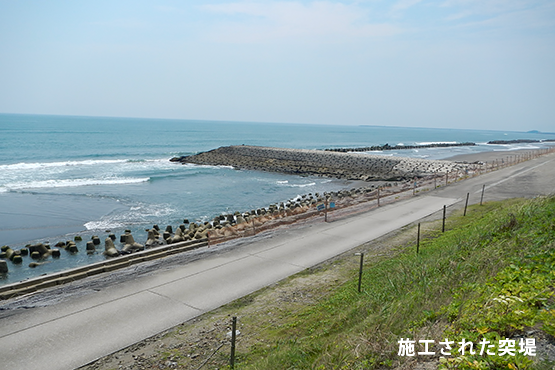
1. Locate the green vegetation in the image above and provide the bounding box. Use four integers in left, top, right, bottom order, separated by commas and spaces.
230, 196, 555, 369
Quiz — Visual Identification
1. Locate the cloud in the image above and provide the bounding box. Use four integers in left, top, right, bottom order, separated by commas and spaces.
200, 1, 402, 43
440, 0, 555, 32
391, 0, 423, 12
440, 0, 552, 18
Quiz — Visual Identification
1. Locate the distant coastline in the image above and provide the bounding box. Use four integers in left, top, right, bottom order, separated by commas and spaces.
324, 142, 475, 153
487, 139, 555, 145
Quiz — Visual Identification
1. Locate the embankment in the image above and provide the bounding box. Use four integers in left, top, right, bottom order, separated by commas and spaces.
171, 145, 468, 181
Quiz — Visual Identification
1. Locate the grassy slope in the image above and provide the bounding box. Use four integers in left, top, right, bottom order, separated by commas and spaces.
232, 196, 555, 370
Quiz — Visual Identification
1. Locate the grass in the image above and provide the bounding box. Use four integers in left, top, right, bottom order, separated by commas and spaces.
85, 196, 555, 370
226, 196, 555, 369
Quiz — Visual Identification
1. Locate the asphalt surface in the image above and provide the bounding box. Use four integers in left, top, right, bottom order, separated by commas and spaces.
0, 152, 554, 370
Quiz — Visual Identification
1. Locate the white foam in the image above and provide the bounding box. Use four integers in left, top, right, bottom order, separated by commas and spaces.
290, 182, 316, 188
416, 141, 457, 146
5, 177, 150, 191
493, 145, 540, 151
84, 203, 176, 230
0, 159, 129, 171
368, 153, 394, 156
84, 220, 126, 231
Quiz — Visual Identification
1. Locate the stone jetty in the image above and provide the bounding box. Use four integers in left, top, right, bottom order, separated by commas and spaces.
171, 145, 468, 181
325, 142, 476, 153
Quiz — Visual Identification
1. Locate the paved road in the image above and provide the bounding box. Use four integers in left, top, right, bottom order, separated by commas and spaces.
0, 152, 553, 370
438, 152, 555, 203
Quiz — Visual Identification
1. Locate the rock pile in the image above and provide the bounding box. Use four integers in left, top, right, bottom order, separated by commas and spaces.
325, 142, 476, 153
171, 145, 467, 181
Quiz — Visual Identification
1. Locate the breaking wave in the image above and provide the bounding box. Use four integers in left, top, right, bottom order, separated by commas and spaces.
84, 203, 176, 231
0, 159, 129, 171
289, 182, 316, 188
4, 177, 150, 191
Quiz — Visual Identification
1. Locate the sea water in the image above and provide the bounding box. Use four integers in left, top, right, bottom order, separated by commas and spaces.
1, 113, 554, 284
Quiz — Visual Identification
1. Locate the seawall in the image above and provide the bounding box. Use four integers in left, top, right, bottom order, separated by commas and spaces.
171, 145, 468, 181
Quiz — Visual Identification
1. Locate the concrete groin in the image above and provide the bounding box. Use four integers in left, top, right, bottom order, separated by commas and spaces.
171, 145, 468, 181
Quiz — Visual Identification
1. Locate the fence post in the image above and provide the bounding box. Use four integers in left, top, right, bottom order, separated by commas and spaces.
377, 187, 380, 207
463, 192, 469, 216
442, 205, 446, 233
417, 223, 420, 254
230, 316, 237, 368
355, 253, 364, 293
480, 184, 485, 206
445, 172, 448, 186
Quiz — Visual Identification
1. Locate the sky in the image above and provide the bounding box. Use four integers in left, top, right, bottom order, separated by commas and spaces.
0, 0, 554, 131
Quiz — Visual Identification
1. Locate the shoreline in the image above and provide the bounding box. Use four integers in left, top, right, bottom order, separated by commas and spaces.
1, 146, 552, 289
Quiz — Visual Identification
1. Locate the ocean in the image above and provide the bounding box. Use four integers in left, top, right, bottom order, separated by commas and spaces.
1, 113, 554, 284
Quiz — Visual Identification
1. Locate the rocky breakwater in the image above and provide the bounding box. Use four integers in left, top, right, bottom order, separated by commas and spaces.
171, 145, 468, 181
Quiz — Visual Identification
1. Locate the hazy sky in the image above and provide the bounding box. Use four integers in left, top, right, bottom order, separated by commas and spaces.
1, 1, 554, 131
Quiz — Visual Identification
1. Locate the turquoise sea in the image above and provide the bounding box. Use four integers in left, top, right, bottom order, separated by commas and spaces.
1, 113, 554, 284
